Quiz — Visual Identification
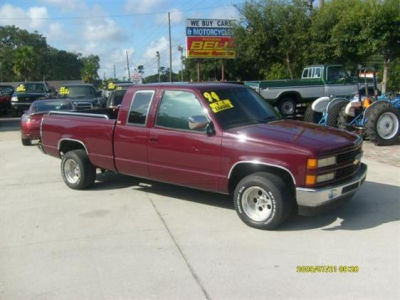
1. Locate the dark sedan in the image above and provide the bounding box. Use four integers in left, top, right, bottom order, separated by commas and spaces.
21, 99, 74, 145
0, 85, 14, 115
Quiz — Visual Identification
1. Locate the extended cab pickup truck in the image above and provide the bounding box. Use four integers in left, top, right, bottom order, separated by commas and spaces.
245, 64, 370, 117
40, 83, 367, 229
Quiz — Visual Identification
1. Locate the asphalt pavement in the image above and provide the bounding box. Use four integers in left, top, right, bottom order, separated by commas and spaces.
0, 118, 399, 300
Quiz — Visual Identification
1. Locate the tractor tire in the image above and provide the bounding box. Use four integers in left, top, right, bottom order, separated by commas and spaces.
326, 101, 348, 128
303, 105, 322, 123
338, 106, 354, 132
366, 102, 400, 146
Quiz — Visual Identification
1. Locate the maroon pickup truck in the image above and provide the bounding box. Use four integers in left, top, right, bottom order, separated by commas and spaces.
39, 83, 367, 229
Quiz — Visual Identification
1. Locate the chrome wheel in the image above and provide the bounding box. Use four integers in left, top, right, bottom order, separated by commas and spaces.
241, 186, 273, 222
63, 158, 81, 184
377, 112, 399, 140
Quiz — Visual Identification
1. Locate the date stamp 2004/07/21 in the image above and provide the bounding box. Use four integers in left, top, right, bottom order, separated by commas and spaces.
296, 265, 359, 273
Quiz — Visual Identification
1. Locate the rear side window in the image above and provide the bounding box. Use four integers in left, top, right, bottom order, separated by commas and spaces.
127, 90, 154, 125
302, 68, 309, 78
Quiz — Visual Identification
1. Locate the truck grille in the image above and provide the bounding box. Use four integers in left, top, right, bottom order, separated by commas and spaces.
337, 147, 362, 164
314, 144, 362, 187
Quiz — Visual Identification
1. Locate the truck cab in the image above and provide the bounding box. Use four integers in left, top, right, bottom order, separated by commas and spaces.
245, 64, 363, 117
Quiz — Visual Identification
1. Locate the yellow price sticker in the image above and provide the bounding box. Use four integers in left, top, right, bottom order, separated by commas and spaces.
108, 82, 116, 90
210, 100, 234, 113
16, 84, 26, 92
203, 91, 234, 113
59, 87, 70, 95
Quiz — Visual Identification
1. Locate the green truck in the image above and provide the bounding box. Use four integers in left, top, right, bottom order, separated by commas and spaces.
245, 64, 368, 116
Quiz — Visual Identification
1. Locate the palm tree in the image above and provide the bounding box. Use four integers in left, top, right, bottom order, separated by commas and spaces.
13, 46, 35, 81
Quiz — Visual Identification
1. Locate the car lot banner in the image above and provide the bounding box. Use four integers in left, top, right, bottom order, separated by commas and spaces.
187, 36, 235, 59
186, 18, 236, 59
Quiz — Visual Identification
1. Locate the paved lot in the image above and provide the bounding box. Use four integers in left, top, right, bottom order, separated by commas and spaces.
0, 118, 399, 300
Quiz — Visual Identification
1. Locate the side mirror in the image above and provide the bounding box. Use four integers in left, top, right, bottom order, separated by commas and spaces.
206, 121, 216, 136
188, 115, 209, 130
96, 91, 102, 97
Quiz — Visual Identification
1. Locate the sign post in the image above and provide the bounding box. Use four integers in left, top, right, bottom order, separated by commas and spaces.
186, 18, 235, 81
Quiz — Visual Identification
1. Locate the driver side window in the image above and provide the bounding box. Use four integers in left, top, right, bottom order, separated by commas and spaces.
156, 90, 206, 132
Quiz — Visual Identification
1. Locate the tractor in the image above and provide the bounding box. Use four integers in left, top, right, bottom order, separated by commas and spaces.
337, 69, 400, 146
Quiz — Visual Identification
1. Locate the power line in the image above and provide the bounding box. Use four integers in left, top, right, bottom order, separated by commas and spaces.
1, 3, 243, 20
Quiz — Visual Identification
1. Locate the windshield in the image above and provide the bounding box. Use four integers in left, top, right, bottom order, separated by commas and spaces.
112, 89, 127, 106
60, 86, 96, 99
203, 87, 280, 130
17, 83, 46, 93
33, 100, 73, 113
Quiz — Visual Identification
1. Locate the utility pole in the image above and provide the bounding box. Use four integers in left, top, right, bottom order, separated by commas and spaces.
126, 50, 131, 82
168, 12, 172, 82
113, 64, 116, 79
319, 0, 324, 9
156, 51, 160, 82
177, 45, 184, 82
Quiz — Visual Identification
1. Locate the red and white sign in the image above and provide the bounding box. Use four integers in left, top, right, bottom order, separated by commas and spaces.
186, 36, 236, 59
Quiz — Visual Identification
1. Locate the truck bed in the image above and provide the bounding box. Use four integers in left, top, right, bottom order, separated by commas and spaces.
41, 108, 118, 171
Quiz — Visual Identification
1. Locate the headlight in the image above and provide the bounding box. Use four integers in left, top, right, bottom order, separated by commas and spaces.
11, 96, 18, 102
316, 172, 335, 183
307, 156, 336, 169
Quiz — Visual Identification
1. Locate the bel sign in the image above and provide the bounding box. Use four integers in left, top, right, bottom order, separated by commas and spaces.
186, 18, 236, 59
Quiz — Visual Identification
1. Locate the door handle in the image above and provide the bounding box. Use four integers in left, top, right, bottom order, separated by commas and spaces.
149, 137, 158, 142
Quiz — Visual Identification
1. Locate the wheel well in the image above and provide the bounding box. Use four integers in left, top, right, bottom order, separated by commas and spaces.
228, 163, 295, 195
278, 92, 301, 103
59, 139, 87, 155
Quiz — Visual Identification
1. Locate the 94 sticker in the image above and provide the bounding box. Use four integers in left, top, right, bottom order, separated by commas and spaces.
203, 91, 234, 113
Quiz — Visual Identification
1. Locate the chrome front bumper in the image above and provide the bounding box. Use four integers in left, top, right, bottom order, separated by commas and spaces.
296, 163, 367, 216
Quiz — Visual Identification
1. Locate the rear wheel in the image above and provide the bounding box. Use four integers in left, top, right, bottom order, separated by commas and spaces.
61, 149, 96, 189
233, 172, 294, 230
278, 97, 296, 117
21, 138, 31, 146
366, 103, 400, 146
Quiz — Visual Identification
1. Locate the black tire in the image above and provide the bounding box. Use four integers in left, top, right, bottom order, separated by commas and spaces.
278, 97, 296, 117
366, 102, 400, 146
61, 149, 96, 189
338, 105, 354, 131
303, 104, 322, 123
233, 172, 294, 230
326, 101, 348, 128
21, 138, 31, 146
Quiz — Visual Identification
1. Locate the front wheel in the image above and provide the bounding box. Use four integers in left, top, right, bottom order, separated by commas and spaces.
338, 106, 354, 131
366, 103, 400, 146
61, 149, 96, 189
233, 172, 294, 230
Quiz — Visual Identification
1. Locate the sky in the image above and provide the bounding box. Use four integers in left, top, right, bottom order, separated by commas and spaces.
0, 0, 242, 80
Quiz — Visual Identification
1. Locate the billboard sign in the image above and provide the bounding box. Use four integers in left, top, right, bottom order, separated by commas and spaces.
186, 18, 235, 59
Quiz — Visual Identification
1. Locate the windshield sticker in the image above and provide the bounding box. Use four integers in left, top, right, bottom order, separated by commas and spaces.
108, 82, 116, 90
116, 86, 123, 90
59, 87, 70, 95
203, 91, 234, 113
16, 84, 26, 92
